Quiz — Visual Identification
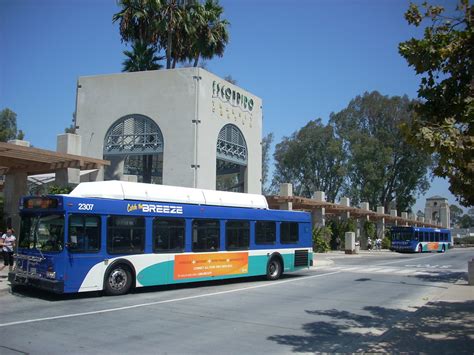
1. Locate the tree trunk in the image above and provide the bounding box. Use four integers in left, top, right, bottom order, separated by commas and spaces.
193, 55, 199, 67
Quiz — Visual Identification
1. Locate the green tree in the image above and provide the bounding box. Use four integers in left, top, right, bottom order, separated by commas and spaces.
450, 204, 464, 226
113, 0, 161, 46
122, 41, 164, 72
0, 108, 18, 142
363, 221, 376, 240
159, 0, 186, 69
113, 0, 229, 70
48, 184, 75, 194
459, 214, 473, 228
330, 91, 432, 212
188, 0, 229, 67
261, 132, 274, 195
272, 119, 347, 202
399, 0, 473, 206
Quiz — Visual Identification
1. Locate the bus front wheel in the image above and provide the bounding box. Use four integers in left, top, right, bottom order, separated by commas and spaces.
104, 264, 132, 296
266, 258, 283, 281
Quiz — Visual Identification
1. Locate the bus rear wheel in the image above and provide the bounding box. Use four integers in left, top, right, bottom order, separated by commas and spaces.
266, 258, 282, 281
104, 264, 132, 296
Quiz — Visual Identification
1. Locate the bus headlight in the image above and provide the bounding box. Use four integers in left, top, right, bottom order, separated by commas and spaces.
46, 266, 56, 279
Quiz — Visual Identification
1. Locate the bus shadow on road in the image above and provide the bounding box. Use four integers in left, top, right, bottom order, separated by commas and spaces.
8, 286, 102, 301
268, 300, 474, 353
132, 273, 305, 295
8, 273, 307, 301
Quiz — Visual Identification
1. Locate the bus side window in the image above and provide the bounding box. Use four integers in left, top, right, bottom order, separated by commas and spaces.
192, 219, 220, 252
107, 216, 145, 254
255, 221, 276, 245
68, 215, 101, 253
153, 218, 185, 253
226, 221, 250, 250
281, 222, 299, 244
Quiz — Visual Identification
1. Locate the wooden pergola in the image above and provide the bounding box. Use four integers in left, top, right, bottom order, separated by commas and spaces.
0, 142, 109, 175
266, 195, 440, 228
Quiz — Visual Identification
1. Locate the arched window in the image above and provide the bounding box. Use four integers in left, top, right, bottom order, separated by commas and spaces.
216, 124, 248, 164
103, 115, 163, 184
104, 115, 163, 155
216, 124, 247, 192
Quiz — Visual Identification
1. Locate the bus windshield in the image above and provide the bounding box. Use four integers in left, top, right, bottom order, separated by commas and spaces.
19, 214, 65, 252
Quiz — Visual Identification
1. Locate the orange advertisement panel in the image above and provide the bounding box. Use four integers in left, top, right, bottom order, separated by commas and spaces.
427, 242, 439, 251
174, 252, 249, 280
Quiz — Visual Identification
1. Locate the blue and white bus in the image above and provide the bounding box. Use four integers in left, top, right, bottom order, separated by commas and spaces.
390, 226, 452, 253
9, 181, 313, 295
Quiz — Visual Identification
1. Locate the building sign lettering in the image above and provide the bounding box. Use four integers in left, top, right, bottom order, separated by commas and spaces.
212, 81, 254, 112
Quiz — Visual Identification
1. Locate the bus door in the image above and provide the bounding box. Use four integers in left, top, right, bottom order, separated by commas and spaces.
65, 214, 104, 292
142, 217, 187, 286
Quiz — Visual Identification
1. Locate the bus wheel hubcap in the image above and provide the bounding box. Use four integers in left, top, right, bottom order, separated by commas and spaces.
270, 262, 278, 276
109, 269, 127, 290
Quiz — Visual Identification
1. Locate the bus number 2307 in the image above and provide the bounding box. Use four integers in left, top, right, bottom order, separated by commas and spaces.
78, 203, 94, 211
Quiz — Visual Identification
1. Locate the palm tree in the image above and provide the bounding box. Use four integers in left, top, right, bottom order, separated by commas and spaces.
190, 0, 229, 67
114, 0, 229, 70
113, 0, 161, 45
122, 41, 164, 72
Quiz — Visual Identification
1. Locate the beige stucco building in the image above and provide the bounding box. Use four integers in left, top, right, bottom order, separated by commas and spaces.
424, 195, 450, 229
75, 67, 263, 193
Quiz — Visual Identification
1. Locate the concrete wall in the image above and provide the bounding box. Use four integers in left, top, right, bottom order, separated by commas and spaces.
75, 68, 262, 193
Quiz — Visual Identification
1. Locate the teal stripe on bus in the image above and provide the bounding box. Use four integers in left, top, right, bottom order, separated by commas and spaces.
136, 252, 310, 287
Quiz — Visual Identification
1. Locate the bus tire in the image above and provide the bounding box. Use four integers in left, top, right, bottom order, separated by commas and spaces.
418, 244, 423, 253
266, 257, 283, 281
104, 264, 132, 296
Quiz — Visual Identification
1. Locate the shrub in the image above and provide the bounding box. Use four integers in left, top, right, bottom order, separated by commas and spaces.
328, 219, 356, 250
313, 226, 332, 253
47, 184, 75, 194
363, 221, 376, 239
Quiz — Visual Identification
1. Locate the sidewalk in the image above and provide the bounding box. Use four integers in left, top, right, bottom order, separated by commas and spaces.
0, 264, 11, 295
313, 249, 393, 266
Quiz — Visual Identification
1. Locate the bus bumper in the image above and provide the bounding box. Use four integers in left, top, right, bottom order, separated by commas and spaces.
8, 272, 65, 294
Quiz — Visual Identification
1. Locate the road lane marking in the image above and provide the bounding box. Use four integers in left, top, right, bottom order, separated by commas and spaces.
375, 252, 444, 266
375, 268, 397, 273
0, 270, 342, 328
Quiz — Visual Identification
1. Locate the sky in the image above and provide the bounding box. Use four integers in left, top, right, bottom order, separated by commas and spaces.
0, 0, 465, 213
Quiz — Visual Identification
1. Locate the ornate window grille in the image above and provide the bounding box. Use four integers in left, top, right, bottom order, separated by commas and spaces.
216, 124, 247, 165
104, 115, 163, 156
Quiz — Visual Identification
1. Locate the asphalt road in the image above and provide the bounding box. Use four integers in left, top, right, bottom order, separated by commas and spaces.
0, 248, 472, 354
